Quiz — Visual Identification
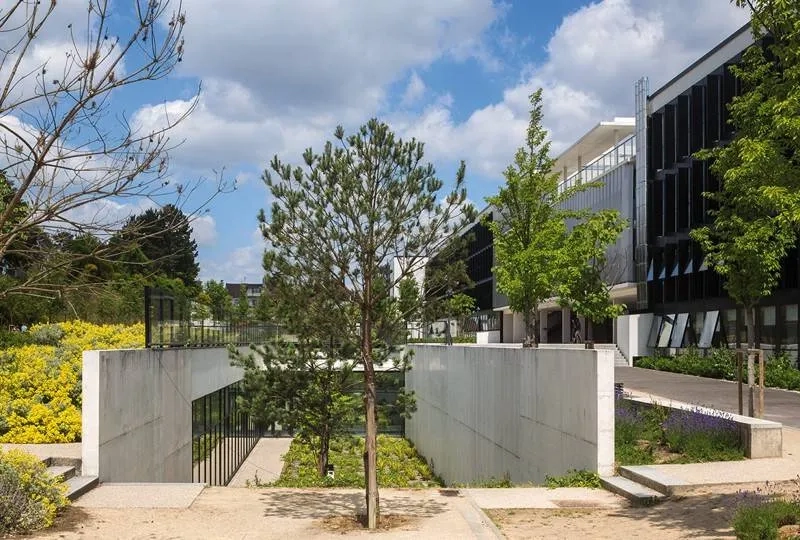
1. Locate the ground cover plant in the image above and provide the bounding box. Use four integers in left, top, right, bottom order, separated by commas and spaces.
615, 397, 745, 466
0, 449, 69, 535
0, 322, 144, 443
635, 348, 800, 391
732, 477, 800, 540
263, 435, 441, 488
544, 470, 602, 489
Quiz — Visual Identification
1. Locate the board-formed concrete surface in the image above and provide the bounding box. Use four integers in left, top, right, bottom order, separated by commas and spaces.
616, 366, 800, 428
406, 344, 615, 485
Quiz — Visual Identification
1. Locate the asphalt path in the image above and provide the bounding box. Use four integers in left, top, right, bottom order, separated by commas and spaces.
616, 366, 800, 428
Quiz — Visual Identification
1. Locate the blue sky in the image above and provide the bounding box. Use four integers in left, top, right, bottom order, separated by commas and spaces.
22, 0, 750, 284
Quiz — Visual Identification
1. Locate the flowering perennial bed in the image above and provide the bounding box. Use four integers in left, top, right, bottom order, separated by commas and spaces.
615, 393, 745, 466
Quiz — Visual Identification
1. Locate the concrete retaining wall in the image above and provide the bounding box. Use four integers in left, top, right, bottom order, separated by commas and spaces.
405, 344, 615, 485
82, 346, 247, 483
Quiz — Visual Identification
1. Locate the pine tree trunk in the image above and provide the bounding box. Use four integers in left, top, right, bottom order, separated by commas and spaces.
745, 305, 756, 418
362, 291, 379, 529
317, 432, 330, 477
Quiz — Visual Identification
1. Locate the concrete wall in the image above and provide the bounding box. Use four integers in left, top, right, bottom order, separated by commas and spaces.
476, 330, 501, 344
616, 313, 653, 363
406, 345, 615, 485
82, 346, 247, 483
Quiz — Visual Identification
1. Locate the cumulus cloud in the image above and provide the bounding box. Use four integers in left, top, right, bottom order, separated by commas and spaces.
394, 0, 749, 178
199, 227, 265, 283
191, 215, 218, 247
402, 72, 427, 107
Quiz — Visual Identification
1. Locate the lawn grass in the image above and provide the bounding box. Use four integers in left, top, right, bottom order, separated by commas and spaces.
269, 435, 442, 488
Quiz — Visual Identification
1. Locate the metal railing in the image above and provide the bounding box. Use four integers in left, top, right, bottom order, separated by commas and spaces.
192, 382, 264, 486
144, 286, 283, 348
558, 133, 636, 193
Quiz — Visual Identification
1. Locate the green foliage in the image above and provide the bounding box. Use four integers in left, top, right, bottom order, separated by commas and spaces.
634, 349, 800, 391
452, 473, 514, 488
614, 398, 744, 466
203, 280, 233, 322
544, 470, 602, 489
192, 433, 221, 464
0, 449, 69, 534
407, 335, 476, 344
733, 499, 800, 540
397, 277, 420, 324
268, 435, 441, 488
486, 89, 626, 346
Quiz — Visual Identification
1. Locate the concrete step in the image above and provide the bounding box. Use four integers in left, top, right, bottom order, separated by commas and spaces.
47, 465, 76, 482
600, 476, 666, 506
65, 476, 99, 501
594, 344, 629, 367
618, 466, 690, 497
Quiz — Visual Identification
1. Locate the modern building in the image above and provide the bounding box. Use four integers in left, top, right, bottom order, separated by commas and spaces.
445, 22, 800, 365
225, 282, 263, 308
641, 23, 799, 362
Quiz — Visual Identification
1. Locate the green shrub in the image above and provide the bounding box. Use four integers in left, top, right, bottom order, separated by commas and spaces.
0, 449, 69, 535
733, 499, 800, 540
270, 435, 441, 488
544, 469, 601, 489
635, 348, 800, 391
29, 324, 65, 346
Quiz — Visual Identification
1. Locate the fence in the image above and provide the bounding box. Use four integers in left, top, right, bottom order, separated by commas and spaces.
144, 286, 282, 348
191, 381, 264, 485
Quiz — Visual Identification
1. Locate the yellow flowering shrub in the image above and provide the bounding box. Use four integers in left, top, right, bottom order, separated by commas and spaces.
0, 449, 69, 533
0, 322, 144, 443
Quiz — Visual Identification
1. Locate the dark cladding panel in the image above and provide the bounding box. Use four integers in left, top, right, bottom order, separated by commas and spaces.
705, 74, 721, 144
677, 167, 690, 230
651, 113, 664, 171
691, 160, 706, 227
677, 95, 690, 160
663, 104, 676, 169
664, 173, 676, 235
690, 85, 705, 154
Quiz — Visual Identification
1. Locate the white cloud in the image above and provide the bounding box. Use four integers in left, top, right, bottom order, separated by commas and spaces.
134, 0, 504, 171
402, 72, 427, 107
191, 215, 218, 247
199, 228, 265, 283
394, 0, 749, 179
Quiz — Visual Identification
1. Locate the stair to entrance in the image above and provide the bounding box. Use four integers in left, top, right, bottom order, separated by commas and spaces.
600, 475, 666, 506
594, 343, 629, 367
42, 457, 99, 501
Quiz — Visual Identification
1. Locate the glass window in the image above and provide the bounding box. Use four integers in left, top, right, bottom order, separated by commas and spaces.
760, 305, 777, 353
698, 310, 718, 348
670, 313, 689, 348
647, 315, 662, 348
657, 314, 675, 348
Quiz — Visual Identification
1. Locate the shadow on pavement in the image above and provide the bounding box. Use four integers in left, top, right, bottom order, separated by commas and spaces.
258, 489, 448, 520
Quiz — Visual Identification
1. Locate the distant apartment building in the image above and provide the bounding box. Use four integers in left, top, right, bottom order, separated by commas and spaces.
225, 282, 263, 308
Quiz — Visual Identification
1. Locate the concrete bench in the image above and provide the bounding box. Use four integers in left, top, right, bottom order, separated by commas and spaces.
623, 392, 783, 459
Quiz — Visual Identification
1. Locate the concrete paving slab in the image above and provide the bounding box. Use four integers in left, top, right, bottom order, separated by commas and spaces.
465, 487, 624, 509
228, 437, 291, 487
0, 442, 81, 460
73, 483, 205, 508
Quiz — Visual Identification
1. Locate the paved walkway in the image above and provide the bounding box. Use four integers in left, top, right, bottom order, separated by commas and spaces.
465, 487, 624, 509
41, 487, 501, 539
616, 366, 800, 428
228, 437, 292, 487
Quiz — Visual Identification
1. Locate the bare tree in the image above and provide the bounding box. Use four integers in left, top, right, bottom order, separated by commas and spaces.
0, 1, 228, 300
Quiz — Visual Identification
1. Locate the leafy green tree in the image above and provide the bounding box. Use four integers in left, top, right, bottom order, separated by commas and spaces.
690, 1, 800, 415
261, 119, 473, 528
486, 90, 625, 347
235, 286, 251, 323
558, 211, 627, 328
203, 280, 233, 322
